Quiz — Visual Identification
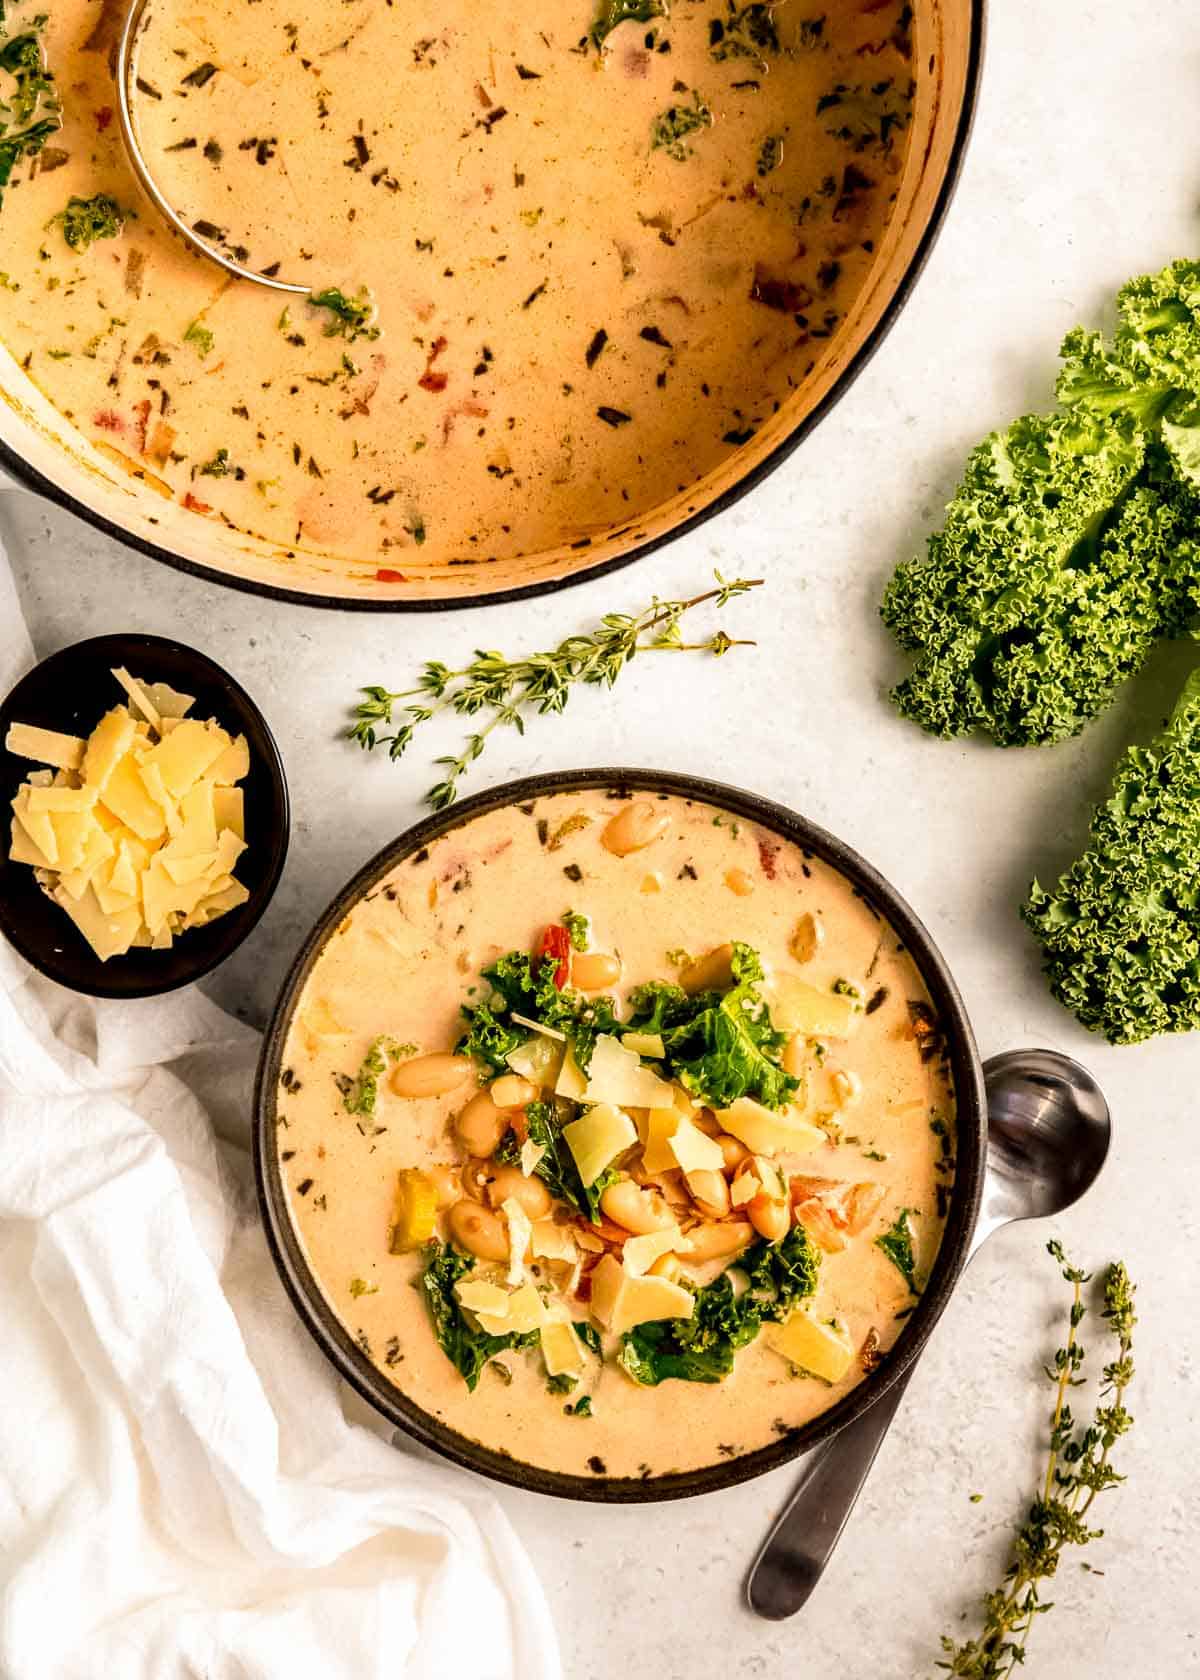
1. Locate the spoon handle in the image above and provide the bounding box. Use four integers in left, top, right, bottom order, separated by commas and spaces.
745, 1369, 913, 1620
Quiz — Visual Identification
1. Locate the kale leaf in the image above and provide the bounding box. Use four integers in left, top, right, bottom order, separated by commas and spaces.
882, 260, 1200, 748
309, 286, 380, 342
458, 948, 619, 1072
419, 1242, 537, 1391
875, 1208, 921, 1294
499, 1099, 615, 1224
650, 90, 713, 162
1022, 665, 1200, 1043
628, 942, 797, 1109
619, 1226, 820, 1385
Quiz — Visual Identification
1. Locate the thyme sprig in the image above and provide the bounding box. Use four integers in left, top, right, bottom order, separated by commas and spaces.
349, 571, 762, 810
937, 1242, 1136, 1679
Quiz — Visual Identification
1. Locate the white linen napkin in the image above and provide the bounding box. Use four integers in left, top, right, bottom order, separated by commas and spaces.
0, 516, 561, 1680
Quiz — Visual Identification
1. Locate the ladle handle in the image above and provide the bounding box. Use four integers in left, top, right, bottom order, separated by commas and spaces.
745, 1368, 912, 1620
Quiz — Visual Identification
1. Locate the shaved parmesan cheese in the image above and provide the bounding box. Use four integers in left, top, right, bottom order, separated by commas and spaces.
8, 814, 55, 870
12, 790, 58, 865
621, 1030, 665, 1059
5, 722, 85, 771
81, 709, 136, 791
562, 1102, 637, 1187
505, 1032, 564, 1086
530, 1219, 578, 1263
665, 1115, 725, 1174
142, 680, 194, 720
52, 883, 142, 961
581, 1034, 674, 1109
554, 1042, 588, 1101
769, 974, 861, 1039
212, 785, 244, 840
641, 1107, 682, 1174
588, 1253, 695, 1335
456, 1279, 547, 1338
208, 732, 250, 785
766, 1311, 854, 1383
519, 1138, 547, 1178
717, 1096, 828, 1158
622, 1225, 690, 1277
730, 1173, 757, 1208
141, 719, 228, 799
26, 785, 97, 814
111, 667, 162, 730
101, 752, 168, 840
540, 1321, 585, 1380
500, 1196, 533, 1287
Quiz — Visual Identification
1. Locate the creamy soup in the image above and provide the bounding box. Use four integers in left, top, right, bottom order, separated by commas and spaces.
0, 0, 913, 575
276, 790, 956, 1482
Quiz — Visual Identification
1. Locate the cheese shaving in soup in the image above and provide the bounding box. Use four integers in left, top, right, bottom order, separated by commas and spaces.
0, 0, 913, 579
278, 790, 956, 1481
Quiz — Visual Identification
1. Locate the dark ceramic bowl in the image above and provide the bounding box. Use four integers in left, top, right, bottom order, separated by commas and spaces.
255, 769, 985, 1502
0, 632, 289, 999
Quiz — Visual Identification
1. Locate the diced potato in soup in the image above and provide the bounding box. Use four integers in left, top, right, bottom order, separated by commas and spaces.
278, 790, 955, 1480
0, 0, 915, 580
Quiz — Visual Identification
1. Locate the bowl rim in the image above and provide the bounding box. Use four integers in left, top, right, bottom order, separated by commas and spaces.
0, 0, 986, 613
0, 630, 290, 999
254, 767, 986, 1503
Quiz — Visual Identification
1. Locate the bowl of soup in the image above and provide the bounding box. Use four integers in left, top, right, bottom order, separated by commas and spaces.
255, 770, 985, 1499
0, 0, 982, 607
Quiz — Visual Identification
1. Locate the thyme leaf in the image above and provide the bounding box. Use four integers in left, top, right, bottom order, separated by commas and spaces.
348, 570, 762, 810
936, 1244, 1136, 1678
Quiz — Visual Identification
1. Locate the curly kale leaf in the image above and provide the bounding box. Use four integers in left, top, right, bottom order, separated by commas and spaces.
1022, 666, 1200, 1044
419, 1242, 538, 1391
460, 948, 619, 1072
620, 1226, 820, 1385
499, 1099, 615, 1224
628, 942, 797, 1109
883, 261, 1200, 748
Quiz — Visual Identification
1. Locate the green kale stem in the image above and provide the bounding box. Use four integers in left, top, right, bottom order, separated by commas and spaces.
348, 571, 762, 810
937, 1243, 1136, 1679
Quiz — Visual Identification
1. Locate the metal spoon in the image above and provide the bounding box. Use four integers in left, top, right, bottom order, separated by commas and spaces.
116, 0, 310, 295
745, 1047, 1112, 1621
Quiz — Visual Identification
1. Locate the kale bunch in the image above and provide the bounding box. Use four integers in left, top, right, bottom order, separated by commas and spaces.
882, 260, 1200, 746
419, 1242, 538, 1390
1023, 667, 1200, 1043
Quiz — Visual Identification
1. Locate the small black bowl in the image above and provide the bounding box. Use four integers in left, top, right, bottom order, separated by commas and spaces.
0, 632, 289, 998
255, 768, 985, 1503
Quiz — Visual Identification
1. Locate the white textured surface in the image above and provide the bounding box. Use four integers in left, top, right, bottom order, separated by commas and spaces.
4, 0, 1200, 1671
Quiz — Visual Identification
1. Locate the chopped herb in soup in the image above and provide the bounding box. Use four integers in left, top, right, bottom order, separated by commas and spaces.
279, 790, 954, 1480
0, 0, 913, 575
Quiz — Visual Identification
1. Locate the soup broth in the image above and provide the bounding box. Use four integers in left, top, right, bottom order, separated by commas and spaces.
0, 0, 914, 577
276, 789, 955, 1482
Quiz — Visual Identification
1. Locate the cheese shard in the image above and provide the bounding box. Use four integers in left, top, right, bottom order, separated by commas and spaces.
554, 1042, 588, 1101
530, 1219, 578, 1263
665, 1114, 725, 1174
81, 708, 136, 791
621, 1030, 665, 1059
52, 883, 142, 961
717, 1096, 828, 1157
622, 1225, 689, 1277
769, 974, 862, 1039
12, 789, 58, 864
212, 785, 244, 840
5, 722, 85, 771
141, 718, 228, 798
208, 732, 250, 785
505, 1031, 564, 1087
143, 680, 194, 719
562, 1103, 637, 1187
581, 1035, 674, 1109
27, 785, 97, 814
101, 752, 168, 840
500, 1196, 533, 1287
588, 1253, 695, 1335
111, 667, 162, 730
641, 1107, 682, 1174
519, 1138, 547, 1178
9, 814, 55, 869
766, 1311, 855, 1384
455, 1278, 547, 1337
540, 1321, 585, 1379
